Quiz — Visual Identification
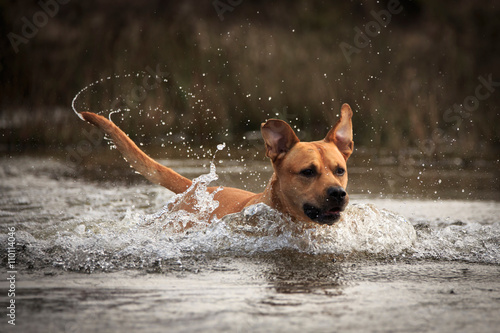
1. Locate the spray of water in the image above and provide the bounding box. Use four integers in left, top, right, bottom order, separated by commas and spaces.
71, 71, 171, 120
55, 73, 498, 272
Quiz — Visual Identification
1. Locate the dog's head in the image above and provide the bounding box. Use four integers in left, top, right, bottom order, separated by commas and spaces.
261, 103, 354, 225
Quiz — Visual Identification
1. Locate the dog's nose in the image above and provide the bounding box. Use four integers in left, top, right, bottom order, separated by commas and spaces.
327, 187, 347, 202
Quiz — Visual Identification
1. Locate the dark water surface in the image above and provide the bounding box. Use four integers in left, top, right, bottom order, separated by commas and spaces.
1, 155, 499, 332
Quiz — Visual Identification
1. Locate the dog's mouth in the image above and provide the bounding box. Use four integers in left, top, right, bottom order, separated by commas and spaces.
303, 203, 345, 225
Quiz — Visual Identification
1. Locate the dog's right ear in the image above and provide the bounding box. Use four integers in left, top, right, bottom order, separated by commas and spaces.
261, 119, 300, 161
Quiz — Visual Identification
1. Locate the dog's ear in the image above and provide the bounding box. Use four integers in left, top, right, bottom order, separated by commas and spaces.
261, 119, 300, 161
325, 103, 354, 160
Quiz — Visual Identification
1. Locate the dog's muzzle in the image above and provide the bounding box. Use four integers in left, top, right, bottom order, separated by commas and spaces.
303, 186, 348, 225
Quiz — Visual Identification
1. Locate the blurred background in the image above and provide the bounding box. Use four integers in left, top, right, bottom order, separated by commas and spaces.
1, 0, 499, 161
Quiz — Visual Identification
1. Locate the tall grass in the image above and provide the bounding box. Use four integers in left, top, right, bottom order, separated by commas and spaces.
0, 0, 498, 158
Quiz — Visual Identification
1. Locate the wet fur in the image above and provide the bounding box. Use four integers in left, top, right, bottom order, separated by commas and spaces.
79, 103, 353, 224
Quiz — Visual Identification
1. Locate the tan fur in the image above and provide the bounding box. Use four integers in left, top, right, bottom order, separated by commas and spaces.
79, 103, 353, 224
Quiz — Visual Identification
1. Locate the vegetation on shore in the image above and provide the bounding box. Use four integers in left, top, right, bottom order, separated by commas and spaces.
1, 0, 498, 159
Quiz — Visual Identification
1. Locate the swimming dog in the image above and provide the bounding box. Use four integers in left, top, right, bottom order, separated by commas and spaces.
79, 103, 353, 225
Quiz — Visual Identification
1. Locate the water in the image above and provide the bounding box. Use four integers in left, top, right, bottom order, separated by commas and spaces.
1, 155, 499, 332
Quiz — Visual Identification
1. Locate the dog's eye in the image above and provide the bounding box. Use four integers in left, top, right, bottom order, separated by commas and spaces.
335, 167, 345, 176
299, 168, 316, 177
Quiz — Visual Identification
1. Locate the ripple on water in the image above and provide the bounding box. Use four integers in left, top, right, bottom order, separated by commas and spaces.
1, 159, 498, 273
3, 199, 418, 273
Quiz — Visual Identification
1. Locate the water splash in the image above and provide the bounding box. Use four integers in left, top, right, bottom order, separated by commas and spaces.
412, 220, 500, 263
1, 157, 498, 274
202, 202, 417, 256
140, 142, 227, 232
71, 71, 170, 118
71, 74, 129, 118
141, 161, 222, 232
5, 200, 419, 273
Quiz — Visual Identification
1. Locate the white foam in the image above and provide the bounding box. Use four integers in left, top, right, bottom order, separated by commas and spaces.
1, 158, 498, 273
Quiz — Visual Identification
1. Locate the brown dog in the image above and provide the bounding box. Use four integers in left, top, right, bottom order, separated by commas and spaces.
79, 103, 353, 225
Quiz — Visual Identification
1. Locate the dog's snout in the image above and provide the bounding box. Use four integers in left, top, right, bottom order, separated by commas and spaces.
327, 187, 346, 201
304, 186, 348, 225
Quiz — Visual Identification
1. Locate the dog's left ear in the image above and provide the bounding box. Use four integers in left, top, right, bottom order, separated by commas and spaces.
325, 103, 354, 160
261, 119, 300, 161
